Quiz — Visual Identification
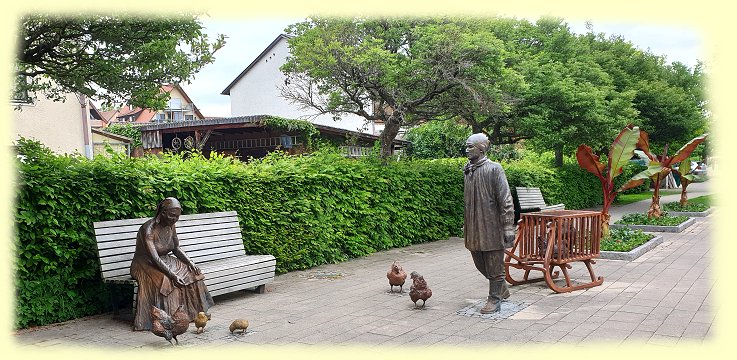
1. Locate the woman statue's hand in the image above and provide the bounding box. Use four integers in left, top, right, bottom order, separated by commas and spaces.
173, 275, 187, 287
188, 263, 201, 275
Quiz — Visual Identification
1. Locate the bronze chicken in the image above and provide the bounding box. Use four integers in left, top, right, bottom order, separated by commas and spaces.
409, 271, 432, 309
387, 260, 407, 293
150, 305, 190, 345
194, 311, 209, 334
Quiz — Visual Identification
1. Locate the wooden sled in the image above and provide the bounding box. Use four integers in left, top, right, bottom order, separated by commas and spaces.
505, 210, 604, 293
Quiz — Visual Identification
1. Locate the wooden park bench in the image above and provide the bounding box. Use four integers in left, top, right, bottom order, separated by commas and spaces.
93, 210, 276, 315
515, 187, 566, 213
505, 210, 604, 293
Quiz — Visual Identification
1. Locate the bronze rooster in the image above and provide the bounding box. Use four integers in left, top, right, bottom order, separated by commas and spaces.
150, 305, 190, 345
387, 260, 407, 293
409, 271, 432, 308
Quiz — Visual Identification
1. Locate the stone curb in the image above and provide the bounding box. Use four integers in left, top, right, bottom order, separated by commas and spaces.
600, 235, 663, 261
667, 207, 713, 217
610, 217, 696, 233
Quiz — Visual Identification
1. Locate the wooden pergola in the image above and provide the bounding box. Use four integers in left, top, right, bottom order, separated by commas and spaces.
136, 115, 409, 160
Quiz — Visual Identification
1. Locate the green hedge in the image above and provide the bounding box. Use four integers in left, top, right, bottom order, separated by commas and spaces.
14, 140, 465, 329
14, 140, 626, 329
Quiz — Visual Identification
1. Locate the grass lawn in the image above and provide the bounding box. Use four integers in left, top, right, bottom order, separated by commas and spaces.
663, 195, 712, 212
614, 189, 681, 205
601, 227, 654, 252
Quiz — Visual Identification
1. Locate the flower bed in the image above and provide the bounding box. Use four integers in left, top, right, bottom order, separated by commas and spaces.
599, 228, 662, 261
662, 196, 712, 217
611, 213, 695, 233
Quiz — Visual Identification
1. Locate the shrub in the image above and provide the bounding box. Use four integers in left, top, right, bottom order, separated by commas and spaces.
403, 119, 471, 159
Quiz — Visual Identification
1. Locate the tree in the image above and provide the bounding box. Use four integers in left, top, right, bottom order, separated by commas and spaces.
581, 29, 708, 152
403, 119, 471, 159
515, 18, 639, 167
15, 13, 225, 110
280, 16, 508, 158
433, 18, 530, 146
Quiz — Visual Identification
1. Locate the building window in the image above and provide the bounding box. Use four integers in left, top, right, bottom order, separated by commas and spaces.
169, 98, 182, 110
11, 75, 32, 104
185, 114, 194, 121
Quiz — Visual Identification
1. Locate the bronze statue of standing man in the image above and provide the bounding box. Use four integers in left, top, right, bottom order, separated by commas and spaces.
463, 133, 514, 313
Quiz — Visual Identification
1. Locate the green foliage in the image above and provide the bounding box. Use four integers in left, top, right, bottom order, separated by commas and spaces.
615, 162, 650, 195
601, 227, 654, 252
105, 123, 143, 148
663, 195, 711, 212
282, 17, 513, 157
404, 119, 471, 159
259, 116, 320, 149
14, 139, 464, 329
503, 152, 601, 210
616, 213, 690, 226
15, 13, 225, 109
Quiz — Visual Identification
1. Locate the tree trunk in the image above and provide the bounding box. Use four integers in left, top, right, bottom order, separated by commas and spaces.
554, 145, 563, 168
380, 120, 401, 159
648, 174, 663, 218
601, 213, 611, 239
679, 178, 690, 207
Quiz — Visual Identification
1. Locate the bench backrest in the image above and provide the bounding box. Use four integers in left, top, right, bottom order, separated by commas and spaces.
93, 211, 245, 281
515, 187, 549, 209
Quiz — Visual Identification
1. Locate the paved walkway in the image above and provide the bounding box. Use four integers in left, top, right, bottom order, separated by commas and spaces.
12, 182, 715, 352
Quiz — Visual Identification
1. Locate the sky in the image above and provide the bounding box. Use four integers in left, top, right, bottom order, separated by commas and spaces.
183, 16, 704, 119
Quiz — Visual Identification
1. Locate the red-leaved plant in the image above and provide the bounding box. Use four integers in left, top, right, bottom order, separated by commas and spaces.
673, 160, 706, 206
628, 132, 708, 217
576, 125, 649, 237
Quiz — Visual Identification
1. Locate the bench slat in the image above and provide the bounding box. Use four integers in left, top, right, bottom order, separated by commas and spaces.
99, 244, 249, 275
516, 187, 565, 211
102, 255, 276, 284
95, 227, 242, 247
94, 211, 237, 229
94, 214, 239, 237
97, 233, 245, 258
208, 273, 275, 296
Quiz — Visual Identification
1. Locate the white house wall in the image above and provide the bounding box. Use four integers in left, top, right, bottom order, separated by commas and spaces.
229, 38, 375, 134
12, 92, 90, 156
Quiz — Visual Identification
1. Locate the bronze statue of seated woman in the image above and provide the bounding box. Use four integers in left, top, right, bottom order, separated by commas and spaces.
129, 197, 214, 331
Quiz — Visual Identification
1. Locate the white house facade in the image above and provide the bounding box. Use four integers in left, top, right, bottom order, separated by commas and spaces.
12, 91, 93, 158
221, 35, 383, 135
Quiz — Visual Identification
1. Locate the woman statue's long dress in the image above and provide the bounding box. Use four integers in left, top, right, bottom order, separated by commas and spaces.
129, 197, 214, 331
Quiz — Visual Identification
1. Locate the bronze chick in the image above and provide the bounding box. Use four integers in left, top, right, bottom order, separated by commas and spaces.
409, 271, 432, 309
229, 319, 249, 334
387, 260, 407, 293
194, 311, 209, 334
150, 305, 189, 345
